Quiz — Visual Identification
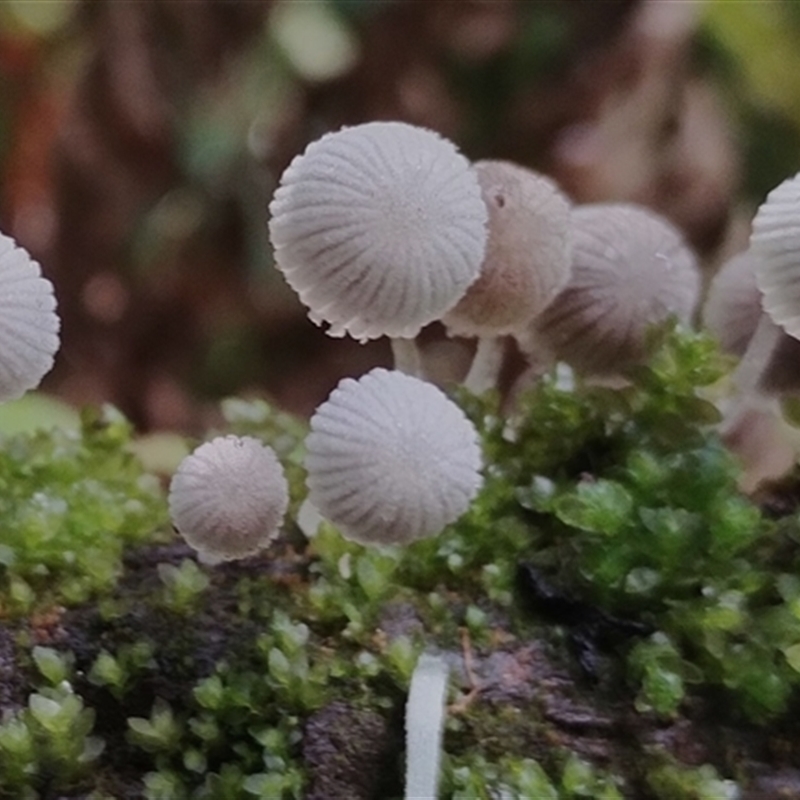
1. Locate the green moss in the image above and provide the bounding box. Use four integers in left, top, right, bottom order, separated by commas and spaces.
4, 326, 800, 796
0, 404, 167, 611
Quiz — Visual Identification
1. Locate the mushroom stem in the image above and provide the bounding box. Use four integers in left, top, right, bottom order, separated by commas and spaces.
463, 336, 505, 394
720, 313, 785, 476
391, 337, 426, 378
405, 653, 448, 800
505, 327, 557, 409
730, 312, 783, 399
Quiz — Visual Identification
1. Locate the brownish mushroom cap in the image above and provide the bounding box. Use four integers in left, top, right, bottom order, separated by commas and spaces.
443, 160, 572, 338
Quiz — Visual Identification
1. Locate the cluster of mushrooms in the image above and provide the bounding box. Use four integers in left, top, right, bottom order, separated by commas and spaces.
164, 121, 753, 800
168, 120, 708, 562
3, 120, 800, 799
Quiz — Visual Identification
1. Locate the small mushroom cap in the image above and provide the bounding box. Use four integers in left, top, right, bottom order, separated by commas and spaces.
0, 233, 60, 402
751, 172, 800, 340
443, 160, 572, 337
530, 203, 700, 374
268, 121, 487, 341
168, 435, 289, 561
703, 249, 762, 357
305, 368, 483, 545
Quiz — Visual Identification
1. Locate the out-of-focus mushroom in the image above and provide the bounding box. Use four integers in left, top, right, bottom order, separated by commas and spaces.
304, 368, 483, 546
727, 175, 800, 404
268, 122, 487, 374
703, 245, 800, 395
718, 174, 800, 489
442, 160, 572, 392
168, 435, 289, 562
0, 232, 60, 402
703, 249, 761, 357
754, 173, 800, 339
522, 203, 700, 376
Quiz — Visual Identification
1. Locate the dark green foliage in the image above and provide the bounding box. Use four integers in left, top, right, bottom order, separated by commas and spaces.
472, 328, 800, 722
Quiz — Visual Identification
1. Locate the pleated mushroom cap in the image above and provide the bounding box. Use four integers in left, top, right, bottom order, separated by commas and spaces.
305, 368, 483, 546
703, 250, 762, 356
168, 436, 289, 561
443, 160, 572, 337
751, 172, 800, 340
0, 233, 60, 402
269, 122, 487, 341
531, 203, 700, 374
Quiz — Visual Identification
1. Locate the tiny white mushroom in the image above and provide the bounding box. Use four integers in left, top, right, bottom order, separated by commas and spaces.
305, 368, 483, 546
168, 435, 289, 561
525, 203, 700, 376
443, 160, 572, 393
0, 231, 60, 402
268, 121, 488, 373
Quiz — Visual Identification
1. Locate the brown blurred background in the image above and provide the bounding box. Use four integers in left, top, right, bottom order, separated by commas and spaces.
1, 0, 799, 432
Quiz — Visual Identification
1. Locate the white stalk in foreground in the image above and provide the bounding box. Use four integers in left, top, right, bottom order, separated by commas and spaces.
405, 653, 449, 800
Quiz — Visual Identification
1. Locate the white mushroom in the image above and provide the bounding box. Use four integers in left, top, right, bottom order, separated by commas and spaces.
268, 121, 488, 373
718, 173, 800, 488
443, 160, 572, 392
305, 368, 483, 546
168, 435, 289, 561
524, 203, 700, 376
726, 174, 800, 404
754, 172, 800, 339
0, 232, 60, 402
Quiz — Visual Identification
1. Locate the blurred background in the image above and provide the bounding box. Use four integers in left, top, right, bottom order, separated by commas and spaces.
1, 0, 799, 433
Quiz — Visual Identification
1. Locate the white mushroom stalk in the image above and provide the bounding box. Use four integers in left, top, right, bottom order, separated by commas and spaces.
304, 368, 483, 546
0, 231, 60, 402
443, 160, 572, 393
168, 435, 289, 562
522, 203, 700, 377
405, 653, 449, 800
268, 121, 488, 375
